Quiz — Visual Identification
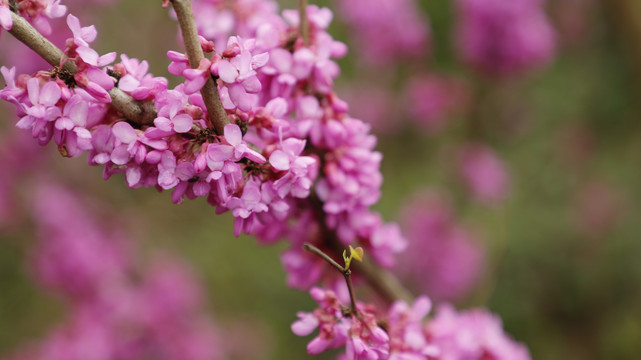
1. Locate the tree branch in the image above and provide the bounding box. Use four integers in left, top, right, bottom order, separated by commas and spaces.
298, 0, 309, 45
7, 11, 156, 126
170, 0, 229, 135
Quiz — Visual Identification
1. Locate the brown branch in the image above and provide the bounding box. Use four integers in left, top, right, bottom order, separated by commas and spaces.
354, 258, 413, 304
7, 11, 156, 126
170, 0, 229, 135
298, 0, 309, 45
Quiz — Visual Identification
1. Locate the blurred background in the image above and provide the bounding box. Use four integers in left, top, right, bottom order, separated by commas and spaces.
1, 0, 641, 359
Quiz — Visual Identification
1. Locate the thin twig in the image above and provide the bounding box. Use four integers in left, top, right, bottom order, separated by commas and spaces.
7, 12, 156, 126
303, 242, 359, 315
303, 243, 344, 272
343, 271, 358, 314
308, 194, 414, 304
298, 0, 309, 45
170, 0, 229, 135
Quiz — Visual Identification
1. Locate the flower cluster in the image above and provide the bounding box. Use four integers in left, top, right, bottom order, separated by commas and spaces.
455, 0, 556, 75
396, 192, 485, 302
427, 304, 531, 360
292, 287, 390, 358
458, 143, 510, 205
293, 288, 530, 359
0, 3, 405, 295
0, 0, 67, 35
0, 1, 536, 359
5, 184, 223, 360
334, 0, 431, 65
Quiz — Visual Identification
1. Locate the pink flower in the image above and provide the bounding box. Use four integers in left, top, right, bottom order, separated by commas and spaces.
0, 2, 13, 31
459, 144, 510, 204
456, 0, 556, 75
386, 296, 440, 359
89, 124, 115, 164
0, 66, 23, 103
269, 137, 317, 198
110, 122, 145, 165
368, 222, 407, 269
167, 50, 190, 76
16, 78, 62, 131
336, 0, 430, 65
427, 304, 531, 360
66, 13, 97, 47
215, 36, 269, 111
396, 192, 485, 301
209, 123, 266, 163
228, 178, 268, 219
54, 94, 88, 130
154, 111, 194, 134
183, 58, 212, 94
405, 75, 469, 135
291, 287, 350, 355
76, 46, 117, 67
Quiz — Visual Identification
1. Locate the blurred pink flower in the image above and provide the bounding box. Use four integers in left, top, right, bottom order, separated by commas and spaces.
427, 303, 531, 359
339, 84, 396, 134
459, 143, 510, 205
456, 0, 556, 76
335, 0, 430, 65
4, 183, 226, 360
405, 75, 469, 135
396, 192, 485, 301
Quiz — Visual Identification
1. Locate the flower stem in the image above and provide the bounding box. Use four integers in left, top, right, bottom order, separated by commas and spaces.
7, 12, 157, 126
170, 0, 229, 135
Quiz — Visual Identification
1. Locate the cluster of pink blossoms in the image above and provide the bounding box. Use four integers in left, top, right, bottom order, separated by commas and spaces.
0, 0, 67, 35
455, 0, 556, 75
5, 184, 222, 360
1, 1, 405, 294
0, 1, 532, 358
334, 0, 430, 65
395, 192, 485, 302
293, 287, 529, 359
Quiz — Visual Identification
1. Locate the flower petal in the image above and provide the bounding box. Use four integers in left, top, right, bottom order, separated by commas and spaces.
269, 150, 290, 171
223, 124, 242, 146
112, 122, 137, 143
171, 114, 192, 133
39, 82, 62, 106
218, 60, 239, 83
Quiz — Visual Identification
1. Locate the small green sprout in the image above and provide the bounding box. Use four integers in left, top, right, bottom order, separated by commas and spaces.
342, 245, 364, 270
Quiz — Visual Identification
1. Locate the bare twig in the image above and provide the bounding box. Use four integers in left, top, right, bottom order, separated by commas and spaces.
303, 243, 345, 272
298, 0, 309, 45
308, 194, 414, 304
7, 12, 156, 126
303, 243, 359, 314
343, 270, 358, 314
170, 0, 229, 135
